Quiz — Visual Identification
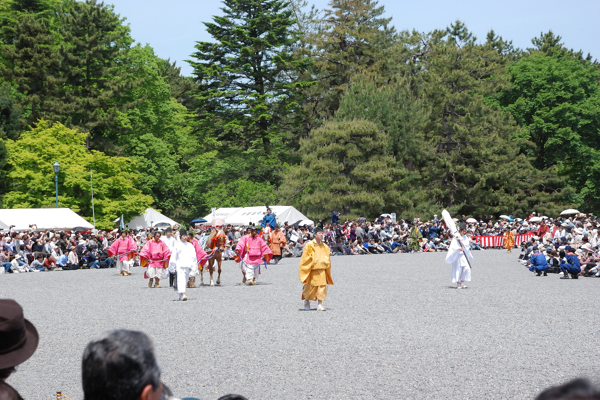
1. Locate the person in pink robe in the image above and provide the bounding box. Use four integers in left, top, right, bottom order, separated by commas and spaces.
140, 232, 172, 288
108, 231, 137, 276
235, 226, 273, 285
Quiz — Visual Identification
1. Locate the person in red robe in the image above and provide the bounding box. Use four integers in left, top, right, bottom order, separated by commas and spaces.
140, 232, 171, 288
108, 231, 137, 276
235, 226, 273, 285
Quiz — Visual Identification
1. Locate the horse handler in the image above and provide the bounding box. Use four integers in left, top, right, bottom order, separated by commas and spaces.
299, 227, 333, 311
235, 226, 273, 285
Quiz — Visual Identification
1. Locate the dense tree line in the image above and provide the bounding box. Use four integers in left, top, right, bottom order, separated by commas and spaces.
0, 0, 597, 226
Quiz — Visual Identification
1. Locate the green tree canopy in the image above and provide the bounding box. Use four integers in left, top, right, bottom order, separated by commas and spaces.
500, 51, 600, 209
280, 120, 400, 219
189, 0, 311, 184
3, 121, 153, 228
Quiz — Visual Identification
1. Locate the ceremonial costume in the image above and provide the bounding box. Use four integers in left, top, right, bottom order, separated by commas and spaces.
140, 237, 171, 288
445, 232, 473, 288
299, 238, 333, 310
235, 233, 273, 285
171, 234, 199, 300
108, 235, 137, 276
269, 228, 287, 263
408, 226, 422, 252
190, 237, 208, 286
504, 230, 515, 252
161, 233, 178, 287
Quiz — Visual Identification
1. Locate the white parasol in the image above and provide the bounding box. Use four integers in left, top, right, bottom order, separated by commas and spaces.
529, 216, 542, 222
211, 218, 225, 227
560, 209, 580, 215
466, 218, 478, 223
499, 215, 510, 220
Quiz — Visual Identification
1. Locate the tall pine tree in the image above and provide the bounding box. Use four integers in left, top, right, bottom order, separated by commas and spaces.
1, 12, 62, 126
189, 0, 311, 184
420, 22, 568, 217
59, 0, 137, 144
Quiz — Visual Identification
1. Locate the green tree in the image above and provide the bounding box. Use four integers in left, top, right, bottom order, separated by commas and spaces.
59, 0, 137, 144
334, 73, 432, 214
3, 121, 153, 228
109, 44, 199, 219
500, 51, 600, 209
279, 120, 400, 219
420, 21, 568, 217
189, 0, 311, 184
300, 0, 397, 122
1, 12, 62, 126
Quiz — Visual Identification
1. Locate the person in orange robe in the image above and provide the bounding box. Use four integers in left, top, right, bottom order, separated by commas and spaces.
299, 227, 333, 311
504, 228, 515, 253
268, 225, 287, 264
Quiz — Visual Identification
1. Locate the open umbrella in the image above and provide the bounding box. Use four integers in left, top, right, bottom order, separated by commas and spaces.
466, 218, 478, 223
211, 218, 225, 227
560, 209, 580, 215
154, 222, 171, 228
499, 215, 510, 220
191, 218, 207, 224
529, 216, 542, 222
72, 227, 89, 232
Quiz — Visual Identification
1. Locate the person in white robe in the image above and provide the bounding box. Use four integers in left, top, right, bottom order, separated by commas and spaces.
170, 229, 198, 301
445, 222, 474, 289
161, 228, 178, 288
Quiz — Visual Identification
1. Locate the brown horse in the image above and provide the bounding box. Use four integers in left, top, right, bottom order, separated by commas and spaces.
201, 229, 227, 286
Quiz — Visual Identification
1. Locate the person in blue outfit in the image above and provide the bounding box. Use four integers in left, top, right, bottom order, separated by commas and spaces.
528, 246, 548, 276
559, 246, 581, 279
261, 207, 277, 229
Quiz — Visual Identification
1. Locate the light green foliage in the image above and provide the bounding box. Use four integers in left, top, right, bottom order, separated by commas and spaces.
500, 51, 600, 209
280, 120, 400, 219
3, 121, 153, 228
110, 45, 197, 218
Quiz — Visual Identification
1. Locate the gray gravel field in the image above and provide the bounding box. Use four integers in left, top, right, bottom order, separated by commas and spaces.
1, 249, 599, 400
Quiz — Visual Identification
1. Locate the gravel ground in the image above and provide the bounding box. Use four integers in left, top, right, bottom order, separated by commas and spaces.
1, 249, 599, 400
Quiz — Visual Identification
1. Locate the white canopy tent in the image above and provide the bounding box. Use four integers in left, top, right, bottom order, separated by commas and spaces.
206, 205, 313, 227
120, 208, 178, 230
0, 208, 93, 231
201, 207, 242, 223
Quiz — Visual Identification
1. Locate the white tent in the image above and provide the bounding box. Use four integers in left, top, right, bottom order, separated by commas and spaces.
218, 206, 313, 226
201, 207, 242, 223
122, 208, 178, 230
0, 208, 93, 231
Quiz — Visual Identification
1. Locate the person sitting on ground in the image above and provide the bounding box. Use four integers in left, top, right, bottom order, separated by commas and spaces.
10, 255, 28, 273
82, 329, 165, 400
82, 249, 99, 269
43, 255, 56, 271
66, 247, 79, 271
528, 246, 549, 276
0, 299, 39, 400
560, 246, 581, 279
30, 255, 46, 271
0, 249, 12, 273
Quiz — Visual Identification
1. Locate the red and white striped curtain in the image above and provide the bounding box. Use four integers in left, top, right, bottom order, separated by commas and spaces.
473, 233, 534, 248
